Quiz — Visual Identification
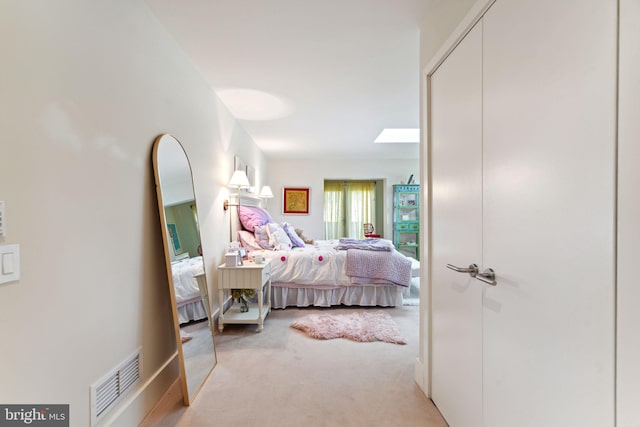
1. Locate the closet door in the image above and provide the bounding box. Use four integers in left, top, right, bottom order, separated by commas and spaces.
430, 23, 483, 427
618, 0, 640, 424
482, 0, 617, 426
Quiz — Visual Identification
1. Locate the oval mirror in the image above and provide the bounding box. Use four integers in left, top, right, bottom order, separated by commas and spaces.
152, 134, 216, 405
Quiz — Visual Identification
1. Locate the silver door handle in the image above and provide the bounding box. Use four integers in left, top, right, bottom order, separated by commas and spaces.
446, 263, 478, 277
475, 268, 497, 286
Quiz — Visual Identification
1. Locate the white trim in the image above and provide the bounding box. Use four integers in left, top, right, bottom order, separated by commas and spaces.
420, 0, 496, 402
414, 357, 425, 392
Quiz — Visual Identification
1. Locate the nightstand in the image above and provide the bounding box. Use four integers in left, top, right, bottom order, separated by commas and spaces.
217, 261, 271, 332
193, 272, 211, 323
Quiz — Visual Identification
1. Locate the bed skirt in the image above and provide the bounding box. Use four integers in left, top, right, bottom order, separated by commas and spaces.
271, 284, 403, 309
177, 298, 207, 324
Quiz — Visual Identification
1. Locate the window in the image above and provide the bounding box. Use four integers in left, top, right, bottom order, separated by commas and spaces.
323, 180, 378, 239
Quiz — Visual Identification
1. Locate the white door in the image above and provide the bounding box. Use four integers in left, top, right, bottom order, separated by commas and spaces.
430, 23, 483, 427
429, 0, 617, 426
481, 1, 617, 425
617, 0, 640, 425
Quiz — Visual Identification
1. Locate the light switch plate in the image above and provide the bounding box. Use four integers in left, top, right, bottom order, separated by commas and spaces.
2, 252, 14, 274
0, 244, 20, 284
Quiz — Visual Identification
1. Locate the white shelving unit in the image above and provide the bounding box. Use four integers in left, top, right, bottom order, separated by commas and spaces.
217, 261, 271, 332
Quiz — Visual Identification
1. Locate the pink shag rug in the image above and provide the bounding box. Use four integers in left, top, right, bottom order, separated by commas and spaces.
290, 311, 406, 345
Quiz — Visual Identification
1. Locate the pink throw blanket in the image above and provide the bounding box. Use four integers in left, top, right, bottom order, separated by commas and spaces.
345, 249, 411, 287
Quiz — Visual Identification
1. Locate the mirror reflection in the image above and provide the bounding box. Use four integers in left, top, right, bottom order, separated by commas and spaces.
152, 134, 216, 405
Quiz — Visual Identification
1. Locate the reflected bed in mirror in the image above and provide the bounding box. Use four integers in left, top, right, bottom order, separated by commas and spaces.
152, 134, 216, 405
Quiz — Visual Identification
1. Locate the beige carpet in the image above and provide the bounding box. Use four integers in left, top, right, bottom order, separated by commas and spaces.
141, 305, 447, 427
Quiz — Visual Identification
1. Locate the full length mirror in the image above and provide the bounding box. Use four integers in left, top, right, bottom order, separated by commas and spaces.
152, 134, 216, 405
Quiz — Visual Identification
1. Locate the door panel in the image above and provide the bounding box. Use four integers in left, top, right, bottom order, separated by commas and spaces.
618, 0, 640, 424
482, 1, 617, 425
430, 23, 483, 427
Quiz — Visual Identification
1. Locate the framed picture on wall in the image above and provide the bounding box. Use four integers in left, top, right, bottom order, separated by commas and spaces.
245, 164, 255, 189
234, 155, 256, 191
167, 223, 181, 252
234, 155, 245, 172
282, 187, 310, 215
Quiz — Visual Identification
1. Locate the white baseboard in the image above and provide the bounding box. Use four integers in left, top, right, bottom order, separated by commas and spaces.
101, 352, 179, 427
414, 357, 428, 396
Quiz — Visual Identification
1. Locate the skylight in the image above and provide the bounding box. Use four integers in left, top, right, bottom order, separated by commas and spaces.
373, 128, 420, 143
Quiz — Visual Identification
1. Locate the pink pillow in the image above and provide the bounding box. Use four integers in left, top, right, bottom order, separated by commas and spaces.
238, 206, 272, 232
237, 230, 262, 252
282, 222, 305, 248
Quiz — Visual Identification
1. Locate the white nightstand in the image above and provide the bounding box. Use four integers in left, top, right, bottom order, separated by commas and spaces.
193, 272, 211, 323
217, 261, 271, 332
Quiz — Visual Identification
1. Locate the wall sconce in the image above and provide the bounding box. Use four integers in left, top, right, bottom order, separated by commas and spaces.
259, 185, 274, 198
223, 170, 250, 211
259, 185, 274, 209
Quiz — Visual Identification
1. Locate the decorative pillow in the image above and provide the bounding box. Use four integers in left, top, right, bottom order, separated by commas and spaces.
237, 230, 262, 252
253, 225, 273, 250
282, 222, 306, 248
266, 223, 293, 250
238, 206, 272, 232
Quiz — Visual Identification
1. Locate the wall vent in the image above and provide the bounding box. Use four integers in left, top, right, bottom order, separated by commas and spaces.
90, 347, 142, 426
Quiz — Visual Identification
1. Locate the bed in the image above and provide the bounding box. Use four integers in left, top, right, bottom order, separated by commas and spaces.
235, 205, 417, 309
171, 256, 208, 323
263, 239, 418, 308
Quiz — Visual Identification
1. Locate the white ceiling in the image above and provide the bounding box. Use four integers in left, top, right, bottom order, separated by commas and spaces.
146, 0, 424, 160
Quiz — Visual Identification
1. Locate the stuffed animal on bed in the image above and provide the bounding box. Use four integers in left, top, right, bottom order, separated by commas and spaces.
295, 228, 314, 244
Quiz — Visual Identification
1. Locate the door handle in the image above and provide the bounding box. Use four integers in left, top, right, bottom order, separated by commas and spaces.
475, 268, 497, 286
446, 263, 478, 277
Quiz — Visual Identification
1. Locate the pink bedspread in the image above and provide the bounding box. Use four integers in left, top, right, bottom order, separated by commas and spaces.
345, 249, 412, 287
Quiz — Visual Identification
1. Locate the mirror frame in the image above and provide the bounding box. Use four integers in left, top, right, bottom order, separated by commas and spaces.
152, 134, 216, 405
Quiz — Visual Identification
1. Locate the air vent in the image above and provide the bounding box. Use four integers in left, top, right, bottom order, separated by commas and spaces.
91, 348, 142, 426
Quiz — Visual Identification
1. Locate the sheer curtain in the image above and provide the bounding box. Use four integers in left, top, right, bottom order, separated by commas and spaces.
324, 181, 376, 239
323, 181, 344, 239
345, 181, 376, 238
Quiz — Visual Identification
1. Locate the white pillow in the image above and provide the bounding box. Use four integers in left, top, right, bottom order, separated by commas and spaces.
266, 223, 293, 250
237, 230, 262, 252
253, 225, 273, 250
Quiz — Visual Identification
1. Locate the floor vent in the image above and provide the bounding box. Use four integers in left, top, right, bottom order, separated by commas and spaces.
90, 347, 142, 426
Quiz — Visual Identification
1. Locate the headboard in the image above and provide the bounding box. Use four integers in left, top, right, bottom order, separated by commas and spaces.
239, 193, 263, 208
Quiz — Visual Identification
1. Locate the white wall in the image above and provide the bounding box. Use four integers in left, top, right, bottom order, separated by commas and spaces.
267, 158, 419, 241
0, 1, 266, 425
420, 0, 479, 72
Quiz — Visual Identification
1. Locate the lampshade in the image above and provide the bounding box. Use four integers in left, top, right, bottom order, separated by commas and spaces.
259, 185, 274, 198
228, 170, 250, 188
